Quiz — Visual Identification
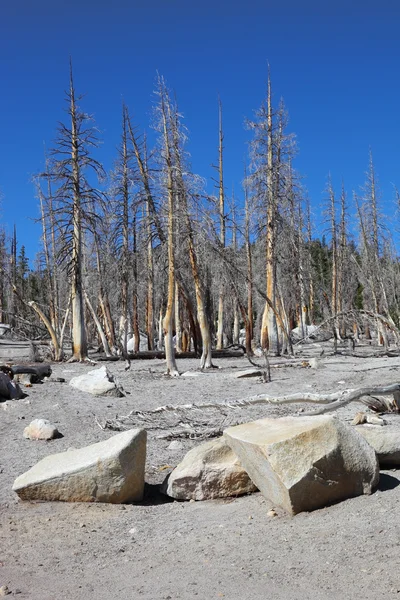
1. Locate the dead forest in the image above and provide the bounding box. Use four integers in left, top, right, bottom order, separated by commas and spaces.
1, 66, 400, 367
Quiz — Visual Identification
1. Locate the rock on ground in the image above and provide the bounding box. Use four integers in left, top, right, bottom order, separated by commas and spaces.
234, 368, 263, 378
356, 417, 400, 465
162, 437, 257, 501
23, 418, 60, 440
69, 366, 123, 397
13, 428, 146, 503
0, 372, 23, 400
224, 415, 379, 515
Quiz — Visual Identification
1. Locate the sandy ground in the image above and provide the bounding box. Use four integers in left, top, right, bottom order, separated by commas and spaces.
1, 344, 400, 599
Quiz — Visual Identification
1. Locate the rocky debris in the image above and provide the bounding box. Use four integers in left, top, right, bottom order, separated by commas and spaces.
23, 419, 61, 440
0, 372, 23, 400
13, 428, 146, 503
162, 437, 257, 501
69, 366, 123, 397
234, 368, 263, 379
356, 417, 400, 465
224, 415, 379, 515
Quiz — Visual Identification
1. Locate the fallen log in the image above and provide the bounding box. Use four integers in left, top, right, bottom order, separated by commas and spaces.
11, 364, 52, 382
97, 349, 245, 361
121, 383, 400, 419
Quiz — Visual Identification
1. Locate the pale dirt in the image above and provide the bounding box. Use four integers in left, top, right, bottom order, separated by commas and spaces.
1, 344, 400, 599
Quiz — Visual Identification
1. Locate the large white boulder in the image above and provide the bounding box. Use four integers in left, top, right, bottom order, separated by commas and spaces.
162, 437, 257, 501
126, 333, 148, 353
291, 324, 332, 342
69, 366, 122, 397
224, 416, 379, 515
13, 429, 146, 503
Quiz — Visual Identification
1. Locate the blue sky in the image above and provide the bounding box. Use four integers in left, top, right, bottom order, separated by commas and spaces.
2, 0, 400, 263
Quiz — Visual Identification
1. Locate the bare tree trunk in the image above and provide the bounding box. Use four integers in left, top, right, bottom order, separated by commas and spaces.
328, 178, 341, 341
178, 280, 201, 357
145, 201, 155, 350
92, 227, 116, 350
132, 209, 140, 353
28, 300, 62, 361
244, 179, 254, 354
70, 66, 88, 361
37, 176, 58, 335
10, 226, 17, 329
160, 87, 179, 376
158, 305, 164, 351
169, 98, 214, 369
83, 290, 112, 356
260, 72, 279, 354
174, 282, 182, 353
337, 183, 347, 337
216, 98, 225, 350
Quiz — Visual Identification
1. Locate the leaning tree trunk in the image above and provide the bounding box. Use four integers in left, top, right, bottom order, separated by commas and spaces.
83, 290, 112, 357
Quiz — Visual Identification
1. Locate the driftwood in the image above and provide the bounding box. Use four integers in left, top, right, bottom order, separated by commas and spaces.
97, 383, 400, 441
121, 383, 400, 418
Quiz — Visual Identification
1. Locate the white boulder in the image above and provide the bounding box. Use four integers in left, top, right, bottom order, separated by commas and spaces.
162, 437, 257, 501
356, 417, 400, 465
126, 334, 148, 353
23, 419, 60, 440
69, 366, 123, 397
13, 429, 146, 503
224, 415, 379, 515
291, 324, 332, 342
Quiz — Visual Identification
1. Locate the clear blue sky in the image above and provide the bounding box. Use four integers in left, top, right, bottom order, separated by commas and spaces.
1, 0, 400, 263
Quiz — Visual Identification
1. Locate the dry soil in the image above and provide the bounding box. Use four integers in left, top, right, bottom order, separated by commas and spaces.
1, 343, 400, 599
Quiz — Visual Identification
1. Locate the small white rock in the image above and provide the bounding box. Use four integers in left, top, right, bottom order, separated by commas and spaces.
181, 372, 201, 377
23, 419, 60, 441
168, 441, 184, 451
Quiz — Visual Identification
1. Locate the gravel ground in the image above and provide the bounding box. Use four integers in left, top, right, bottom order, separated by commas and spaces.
1, 345, 400, 599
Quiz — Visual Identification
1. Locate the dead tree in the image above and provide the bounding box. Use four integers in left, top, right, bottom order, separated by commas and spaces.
47, 61, 105, 361
156, 77, 179, 376
216, 98, 226, 349
169, 103, 215, 369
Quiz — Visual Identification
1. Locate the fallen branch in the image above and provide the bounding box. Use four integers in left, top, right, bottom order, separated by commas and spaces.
121, 382, 400, 418
96, 383, 400, 441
